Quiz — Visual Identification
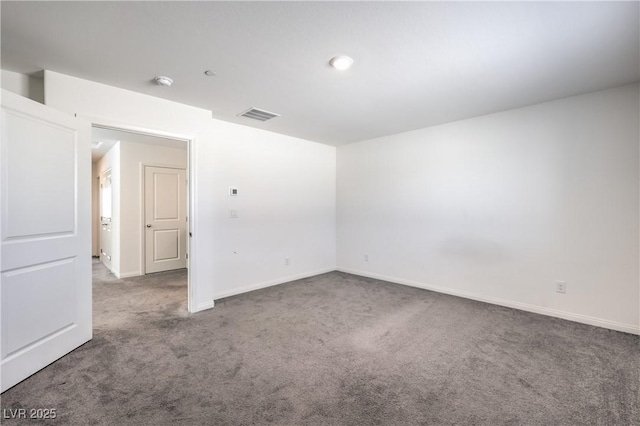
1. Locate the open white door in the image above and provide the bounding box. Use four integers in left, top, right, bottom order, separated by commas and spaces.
1, 90, 91, 392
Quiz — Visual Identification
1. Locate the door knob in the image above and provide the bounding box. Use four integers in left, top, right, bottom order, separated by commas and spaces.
146, 224, 152, 228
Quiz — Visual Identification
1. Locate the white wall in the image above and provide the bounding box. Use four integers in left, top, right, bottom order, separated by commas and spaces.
1, 70, 29, 97
1, 70, 44, 103
44, 71, 336, 310
16, 69, 635, 333
118, 140, 188, 277
200, 122, 336, 298
96, 143, 121, 274
337, 84, 639, 334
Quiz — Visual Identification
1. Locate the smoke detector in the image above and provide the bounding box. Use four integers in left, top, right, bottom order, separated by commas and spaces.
155, 76, 173, 87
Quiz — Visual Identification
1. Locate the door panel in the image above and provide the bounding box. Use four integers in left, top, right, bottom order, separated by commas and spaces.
153, 173, 179, 219
1, 89, 91, 392
3, 111, 75, 238
145, 166, 186, 274
154, 229, 180, 261
2, 259, 76, 357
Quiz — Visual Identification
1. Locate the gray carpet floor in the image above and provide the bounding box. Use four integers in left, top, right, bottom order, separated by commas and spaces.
1, 260, 638, 425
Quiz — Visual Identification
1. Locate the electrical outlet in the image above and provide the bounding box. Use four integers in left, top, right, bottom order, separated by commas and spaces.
556, 281, 566, 294
285, 257, 290, 266
229, 209, 238, 218
364, 254, 369, 262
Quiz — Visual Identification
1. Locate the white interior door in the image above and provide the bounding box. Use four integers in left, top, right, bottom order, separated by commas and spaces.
144, 166, 187, 274
99, 170, 113, 271
1, 89, 91, 392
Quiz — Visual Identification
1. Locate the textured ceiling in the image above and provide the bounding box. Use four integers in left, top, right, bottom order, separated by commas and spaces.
2, 2, 638, 146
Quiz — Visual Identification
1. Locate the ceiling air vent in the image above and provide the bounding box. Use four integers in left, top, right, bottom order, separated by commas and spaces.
238, 107, 280, 122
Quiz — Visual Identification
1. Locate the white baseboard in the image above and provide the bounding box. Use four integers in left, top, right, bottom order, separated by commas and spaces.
192, 300, 214, 313
213, 267, 336, 301
116, 271, 141, 279
104, 264, 119, 277
337, 267, 640, 335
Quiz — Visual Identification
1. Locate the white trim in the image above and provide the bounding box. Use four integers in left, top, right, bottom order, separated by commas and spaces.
88, 117, 192, 143
101, 261, 118, 277
140, 162, 186, 169
115, 271, 141, 279
187, 136, 198, 313
213, 268, 336, 301
193, 300, 214, 313
338, 267, 640, 335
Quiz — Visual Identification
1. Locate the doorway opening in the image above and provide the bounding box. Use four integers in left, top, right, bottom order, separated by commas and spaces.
90, 125, 193, 320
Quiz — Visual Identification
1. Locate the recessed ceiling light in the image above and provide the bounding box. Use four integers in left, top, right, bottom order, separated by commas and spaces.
329, 55, 354, 71
204, 70, 216, 77
155, 76, 173, 87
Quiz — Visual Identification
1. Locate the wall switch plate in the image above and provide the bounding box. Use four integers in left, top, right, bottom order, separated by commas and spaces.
285, 257, 290, 266
229, 187, 238, 196
364, 254, 369, 262
556, 281, 566, 294
229, 209, 238, 218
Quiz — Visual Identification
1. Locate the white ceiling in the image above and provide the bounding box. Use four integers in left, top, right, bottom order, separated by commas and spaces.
92, 127, 187, 162
2, 2, 638, 146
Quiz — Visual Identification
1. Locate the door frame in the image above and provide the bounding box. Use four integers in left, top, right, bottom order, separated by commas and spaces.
140, 163, 188, 276
86, 118, 199, 313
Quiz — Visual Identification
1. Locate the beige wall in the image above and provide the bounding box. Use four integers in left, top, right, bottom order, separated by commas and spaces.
118, 140, 188, 277
94, 140, 188, 277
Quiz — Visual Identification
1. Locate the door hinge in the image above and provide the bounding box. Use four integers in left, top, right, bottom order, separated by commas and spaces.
186, 253, 189, 259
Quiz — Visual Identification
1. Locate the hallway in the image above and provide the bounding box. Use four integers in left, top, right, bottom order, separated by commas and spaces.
92, 259, 188, 331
